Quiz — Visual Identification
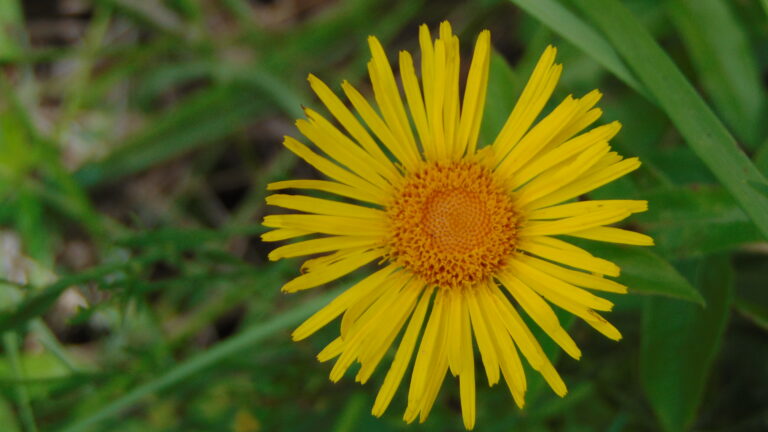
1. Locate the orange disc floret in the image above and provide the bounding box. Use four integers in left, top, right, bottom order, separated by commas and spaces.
387, 160, 519, 289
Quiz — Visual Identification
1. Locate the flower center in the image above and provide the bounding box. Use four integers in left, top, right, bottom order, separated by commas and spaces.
387, 161, 519, 289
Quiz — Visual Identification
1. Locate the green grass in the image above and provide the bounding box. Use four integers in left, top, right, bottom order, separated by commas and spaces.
0, 0, 767, 431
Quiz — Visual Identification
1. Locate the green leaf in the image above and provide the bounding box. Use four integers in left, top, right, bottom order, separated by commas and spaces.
733, 298, 768, 332
666, 0, 764, 148
641, 256, 733, 432
635, 186, 763, 258
568, 0, 768, 240
505, 0, 646, 97
583, 242, 703, 304
57, 288, 341, 432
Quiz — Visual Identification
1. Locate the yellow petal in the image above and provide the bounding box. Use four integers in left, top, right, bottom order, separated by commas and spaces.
372, 287, 434, 417
268, 235, 380, 261
292, 264, 400, 341
282, 137, 388, 204
567, 226, 655, 246
518, 237, 620, 277
466, 287, 500, 386
457, 30, 491, 157
496, 271, 582, 359
281, 247, 384, 293
492, 45, 561, 164
306, 74, 400, 182
529, 198, 645, 220
267, 179, 383, 205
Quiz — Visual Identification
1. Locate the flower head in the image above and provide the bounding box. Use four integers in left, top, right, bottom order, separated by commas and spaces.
263, 21, 652, 429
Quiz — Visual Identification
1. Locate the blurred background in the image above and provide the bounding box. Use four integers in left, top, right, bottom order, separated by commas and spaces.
0, 0, 767, 431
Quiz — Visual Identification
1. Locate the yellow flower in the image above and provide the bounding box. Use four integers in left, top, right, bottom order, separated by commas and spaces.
263, 21, 652, 429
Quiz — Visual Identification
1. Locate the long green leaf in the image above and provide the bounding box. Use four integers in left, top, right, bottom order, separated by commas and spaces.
580, 242, 703, 304
667, 0, 764, 148
641, 256, 733, 431
504, 0, 646, 97
635, 186, 763, 258
568, 0, 768, 240
57, 289, 340, 432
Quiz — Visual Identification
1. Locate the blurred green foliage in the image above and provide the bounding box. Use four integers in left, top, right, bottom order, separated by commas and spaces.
0, 0, 767, 431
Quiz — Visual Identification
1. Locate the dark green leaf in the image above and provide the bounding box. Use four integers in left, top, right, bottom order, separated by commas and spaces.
641, 256, 733, 431
636, 186, 763, 257
667, 0, 764, 148
584, 242, 703, 304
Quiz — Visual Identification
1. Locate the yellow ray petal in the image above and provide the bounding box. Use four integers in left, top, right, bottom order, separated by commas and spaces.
414, 342, 449, 424
283, 136, 388, 204
458, 30, 491, 157
266, 194, 385, 219
292, 264, 399, 341
458, 290, 477, 430
417, 303, 450, 423
515, 140, 610, 207
495, 271, 582, 359
447, 289, 464, 376
261, 228, 311, 242
481, 283, 546, 369
262, 214, 388, 237
317, 337, 343, 362
518, 237, 620, 277
356, 279, 424, 384
466, 287, 500, 386
399, 50, 433, 160
545, 89, 604, 149
509, 259, 615, 312
367, 36, 420, 165
267, 179, 383, 205
340, 270, 411, 339
419, 23, 435, 140
429, 38, 448, 161
511, 264, 622, 341
372, 287, 434, 417
296, 111, 394, 190
492, 45, 561, 163
518, 254, 627, 294
567, 226, 655, 246
329, 276, 408, 382
529, 199, 646, 220
269, 235, 381, 261
482, 282, 567, 397
407, 289, 446, 414
488, 309, 527, 407
495, 94, 585, 182
306, 74, 400, 181
512, 122, 621, 189
520, 208, 632, 237
281, 247, 385, 293
439, 23, 461, 159
528, 157, 641, 210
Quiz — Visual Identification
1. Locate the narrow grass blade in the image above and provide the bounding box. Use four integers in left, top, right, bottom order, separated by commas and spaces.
3, 332, 38, 432
667, 0, 764, 148
57, 289, 340, 432
506, 0, 647, 97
